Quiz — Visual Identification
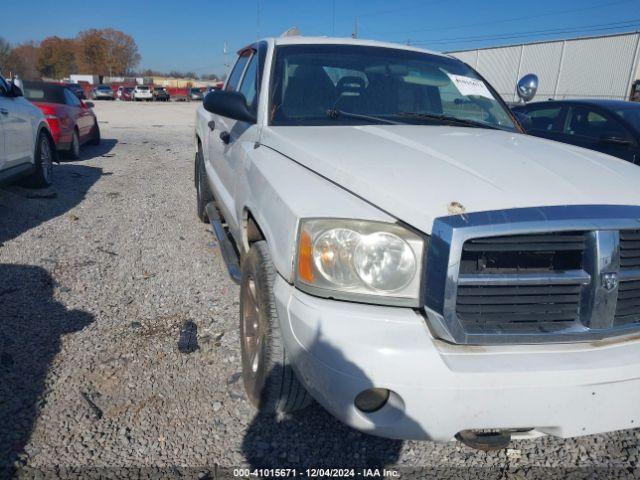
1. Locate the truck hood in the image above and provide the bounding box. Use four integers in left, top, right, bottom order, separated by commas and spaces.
262, 125, 640, 234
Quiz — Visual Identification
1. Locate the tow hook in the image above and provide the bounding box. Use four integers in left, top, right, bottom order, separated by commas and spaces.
456, 430, 511, 451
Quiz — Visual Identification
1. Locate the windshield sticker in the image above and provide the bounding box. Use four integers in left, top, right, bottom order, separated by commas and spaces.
447, 73, 494, 99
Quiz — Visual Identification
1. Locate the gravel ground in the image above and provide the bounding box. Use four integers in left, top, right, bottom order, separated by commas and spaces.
1, 101, 639, 479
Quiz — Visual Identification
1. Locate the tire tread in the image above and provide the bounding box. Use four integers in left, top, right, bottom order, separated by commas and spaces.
242, 241, 311, 414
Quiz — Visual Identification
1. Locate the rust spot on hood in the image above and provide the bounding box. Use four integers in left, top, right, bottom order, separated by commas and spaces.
447, 201, 466, 216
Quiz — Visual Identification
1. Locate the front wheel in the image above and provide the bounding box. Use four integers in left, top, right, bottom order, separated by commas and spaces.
195, 149, 212, 223
240, 241, 311, 414
24, 132, 54, 188
66, 129, 80, 160
90, 122, 101, 145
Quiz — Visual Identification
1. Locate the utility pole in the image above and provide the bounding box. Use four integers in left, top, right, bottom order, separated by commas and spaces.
256, 0, 261, 40
331, 0, 336, 35
352, 17, 359, 38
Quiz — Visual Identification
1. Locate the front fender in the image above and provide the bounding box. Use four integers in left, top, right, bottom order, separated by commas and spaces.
235, 145, 394, 282
36, 122, 59, 164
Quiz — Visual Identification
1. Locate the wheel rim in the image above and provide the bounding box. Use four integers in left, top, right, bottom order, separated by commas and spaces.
72, 131, 80, 157
40, 137, 53, 183
242, 276, 264, 378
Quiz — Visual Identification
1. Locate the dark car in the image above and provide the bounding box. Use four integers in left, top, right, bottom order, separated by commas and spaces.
65, 83, 86, 99
513, 99, 640, 164
23, 81, 100, 160
153, 86, 170, 102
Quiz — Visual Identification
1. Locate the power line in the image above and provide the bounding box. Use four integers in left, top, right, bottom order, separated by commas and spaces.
368, 0, 635, 36
352, 0, 448, 19
407, 18, 640, 45
424, 25, 640, 48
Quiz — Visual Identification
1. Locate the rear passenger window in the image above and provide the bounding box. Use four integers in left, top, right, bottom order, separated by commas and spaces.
238, 53, 259, 111
526, 106, 563, 132
226, 52, 251, 92
563, 106, 629, 140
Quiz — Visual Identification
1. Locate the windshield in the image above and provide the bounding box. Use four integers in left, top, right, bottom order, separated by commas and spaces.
98, 85, 111, 90
270, 44, 516, 130
191, 88, 200, 93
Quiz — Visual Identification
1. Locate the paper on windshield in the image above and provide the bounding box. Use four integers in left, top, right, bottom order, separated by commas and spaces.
447, 73, 494, 99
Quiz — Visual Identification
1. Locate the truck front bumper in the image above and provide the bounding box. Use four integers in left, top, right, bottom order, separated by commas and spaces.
273, 276, 640, 442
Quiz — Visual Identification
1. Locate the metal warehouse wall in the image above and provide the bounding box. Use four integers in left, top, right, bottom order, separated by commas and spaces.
450, 32, 640, 102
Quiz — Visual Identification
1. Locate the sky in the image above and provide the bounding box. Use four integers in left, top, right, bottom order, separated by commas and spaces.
1, 0, 639, 75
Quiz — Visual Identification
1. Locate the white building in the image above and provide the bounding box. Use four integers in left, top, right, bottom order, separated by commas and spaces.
449, 31, 640, 103
69, 74, 100, 85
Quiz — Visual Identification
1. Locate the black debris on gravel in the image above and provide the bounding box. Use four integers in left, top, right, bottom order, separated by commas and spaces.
178, 320, 199, 354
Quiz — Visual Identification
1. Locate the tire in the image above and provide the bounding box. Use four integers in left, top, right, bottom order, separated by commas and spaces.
66, 129, 80, 160
240, 241, 312, 414
90, 123, 101, 145
25, 132, 54, 188
195, 148, 213, 223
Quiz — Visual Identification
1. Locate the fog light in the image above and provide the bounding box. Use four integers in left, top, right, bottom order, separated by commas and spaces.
354, 388, 390, 413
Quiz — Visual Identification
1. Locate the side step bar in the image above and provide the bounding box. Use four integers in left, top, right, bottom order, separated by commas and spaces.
205, 202, 241, 284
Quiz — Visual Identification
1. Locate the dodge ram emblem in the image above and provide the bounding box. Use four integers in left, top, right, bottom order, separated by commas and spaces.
601, 272, 619, 291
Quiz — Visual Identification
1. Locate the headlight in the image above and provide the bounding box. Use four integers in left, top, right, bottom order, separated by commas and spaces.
295, 219, 425, 307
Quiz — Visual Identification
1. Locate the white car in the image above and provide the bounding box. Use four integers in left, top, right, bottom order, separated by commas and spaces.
132, 85, 153, 101
194, 37, 640, 450
0, 74, 55, 187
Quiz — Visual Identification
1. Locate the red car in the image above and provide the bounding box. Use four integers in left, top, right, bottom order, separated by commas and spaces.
23, 81, 100, 159
117, 86, 135, 101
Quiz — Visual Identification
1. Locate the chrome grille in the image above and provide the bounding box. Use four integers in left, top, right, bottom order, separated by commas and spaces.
615, 280, 640, 326
424, 205, 640, 345
456, 232, 586, 334
456, 284, 582, 334
620, 230, 640, 270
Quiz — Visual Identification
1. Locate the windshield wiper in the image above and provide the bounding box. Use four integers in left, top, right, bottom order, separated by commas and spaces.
394, 112, 502, 130
327, 108, 401, 125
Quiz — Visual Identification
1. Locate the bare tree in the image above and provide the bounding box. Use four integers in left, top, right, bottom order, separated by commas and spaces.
9, 42, 40, 79
38, 37, 77, 78
0, 37, 10, 70
76, 28, 140, 76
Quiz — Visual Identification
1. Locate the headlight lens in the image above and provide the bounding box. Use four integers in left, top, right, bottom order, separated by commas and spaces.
353, 232, 416, 290
296, 219, 425, 307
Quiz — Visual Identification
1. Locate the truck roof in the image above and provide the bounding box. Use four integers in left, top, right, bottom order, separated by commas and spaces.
262, 36, 447, 58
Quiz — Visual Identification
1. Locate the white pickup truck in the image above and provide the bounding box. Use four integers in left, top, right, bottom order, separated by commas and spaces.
194, 36, 640, 450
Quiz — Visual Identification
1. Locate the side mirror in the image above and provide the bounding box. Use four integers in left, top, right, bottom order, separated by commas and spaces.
203, 90, 256, 124
516, 74, 538, 103
514, 111, 532, 130
84, 101, 95, 109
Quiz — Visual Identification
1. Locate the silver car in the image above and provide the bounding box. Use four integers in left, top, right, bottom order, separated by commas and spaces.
92, 85, 114, 100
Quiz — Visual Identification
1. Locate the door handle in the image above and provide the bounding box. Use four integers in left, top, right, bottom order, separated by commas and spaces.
0, 108, 8, 115
220, 131, 230, 144
207, 120, 215, 131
